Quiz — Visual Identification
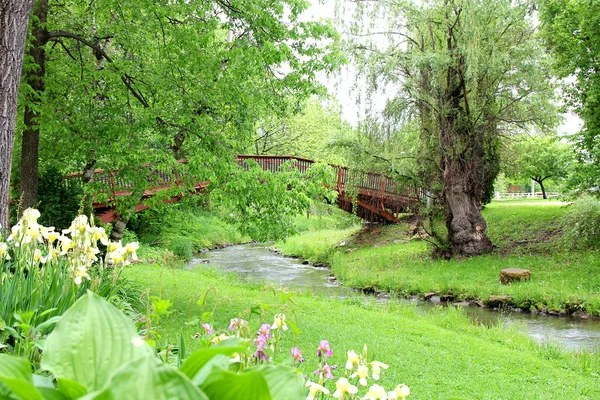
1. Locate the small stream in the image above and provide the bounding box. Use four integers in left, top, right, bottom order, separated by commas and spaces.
187, 243, 600, 352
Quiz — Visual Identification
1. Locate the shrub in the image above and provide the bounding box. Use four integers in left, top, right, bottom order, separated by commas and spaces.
563, 196, 600, 248
37, 166, 84, 229
131, 202, 247, 251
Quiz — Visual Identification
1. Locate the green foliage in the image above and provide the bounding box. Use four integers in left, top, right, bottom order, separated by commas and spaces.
253, 97, 353, 165
131, 202, 247, 252
0, 292, 306, 399
36, 167, 83, 230
348, 0, 558, 252
25, 0, 342, 219
41, 292, 154, 393
0, 354, 43, 400
167, 237, 194, 261
293, 203, 361, 233
331, 118, 420, 186
539, 0, 600, 194
502, 134, 573, 196
563, 196, 600, 248
212, 161, 337, 242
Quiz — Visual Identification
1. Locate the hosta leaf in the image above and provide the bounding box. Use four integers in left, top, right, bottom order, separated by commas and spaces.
200, 368, 271, 400
200, 364, 304, 400
260, 365, 304, 400
41, 291, 153, 392
179, 338, 249, 385
81, 357, 208, 400
0, 354, 42, 400
57, 378, 87, 399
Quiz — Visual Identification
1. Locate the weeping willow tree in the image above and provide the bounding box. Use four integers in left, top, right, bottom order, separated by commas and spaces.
345, 0, 557, 256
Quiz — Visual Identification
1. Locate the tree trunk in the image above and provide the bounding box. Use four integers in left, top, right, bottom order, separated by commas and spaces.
534, 178, 547, 200
20, 0, 48, 212
110, 214, 130, 242
444, 164, 493, 256
438, 16, 495, 257
0, 0, 35, 228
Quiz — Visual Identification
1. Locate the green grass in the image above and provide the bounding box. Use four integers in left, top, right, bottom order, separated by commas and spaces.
278, 201, 600, 315
123, 262, 600, 400
292, 202, 361, 234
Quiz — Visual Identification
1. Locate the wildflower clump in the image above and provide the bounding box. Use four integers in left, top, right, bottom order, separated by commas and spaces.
0, 209, 141, 356
189, 313, 410, 400
313, 342, 410, 400
0, 208, 138, 288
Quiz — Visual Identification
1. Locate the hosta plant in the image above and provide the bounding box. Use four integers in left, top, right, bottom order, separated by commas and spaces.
0, 292, 305, 399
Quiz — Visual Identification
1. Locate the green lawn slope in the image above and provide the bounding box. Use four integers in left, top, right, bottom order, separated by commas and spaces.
124, 263, 600, 400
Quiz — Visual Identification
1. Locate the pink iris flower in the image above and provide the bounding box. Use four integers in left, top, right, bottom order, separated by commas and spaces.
258, 323, 271, 340
314, 362, 337, 380
291, 347, 304, 363
317, 340, 333, 357
201, 323, 214, 335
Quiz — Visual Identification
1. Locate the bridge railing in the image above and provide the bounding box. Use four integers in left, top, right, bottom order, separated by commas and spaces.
65, 162, 187, 195
235, 155, 314, 174
236, 155, 421, 202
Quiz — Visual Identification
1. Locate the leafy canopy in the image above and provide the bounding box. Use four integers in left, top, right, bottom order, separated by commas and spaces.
503, 135, 573, 184
539, 0, 600, 193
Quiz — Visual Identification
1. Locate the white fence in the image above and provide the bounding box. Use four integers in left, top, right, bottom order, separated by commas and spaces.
495, 192, 560, 200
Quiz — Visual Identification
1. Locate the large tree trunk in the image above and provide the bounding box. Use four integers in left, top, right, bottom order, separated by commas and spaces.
0, 0, 35, 228
20, 0, 48, 212
444, 163, 493, 256
437, 15, 495, 257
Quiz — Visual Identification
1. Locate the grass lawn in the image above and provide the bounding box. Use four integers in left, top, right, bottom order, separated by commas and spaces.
124, 262, 600, 400
277, 201, 600, 315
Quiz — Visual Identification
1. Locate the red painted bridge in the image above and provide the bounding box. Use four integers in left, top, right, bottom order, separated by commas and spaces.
67, 155, 421, 224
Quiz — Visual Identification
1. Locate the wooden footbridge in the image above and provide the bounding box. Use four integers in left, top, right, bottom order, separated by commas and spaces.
66, 155, 421, 224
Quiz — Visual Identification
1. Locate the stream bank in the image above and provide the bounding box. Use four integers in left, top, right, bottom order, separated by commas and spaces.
189, 243, 600, 352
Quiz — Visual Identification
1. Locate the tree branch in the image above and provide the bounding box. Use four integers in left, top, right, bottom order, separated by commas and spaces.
47, 30, 114, 62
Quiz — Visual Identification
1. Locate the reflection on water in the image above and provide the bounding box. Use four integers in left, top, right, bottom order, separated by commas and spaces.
187, 243, 600, 352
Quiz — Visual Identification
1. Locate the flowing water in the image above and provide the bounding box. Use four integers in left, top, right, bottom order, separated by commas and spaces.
187, 243, 600, 352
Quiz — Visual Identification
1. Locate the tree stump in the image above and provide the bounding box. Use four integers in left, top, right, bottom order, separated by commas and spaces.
500, 268, 531, 284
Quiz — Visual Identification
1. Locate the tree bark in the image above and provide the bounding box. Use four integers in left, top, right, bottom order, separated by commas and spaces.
0, 0, 35, 228
20, 0, 48, 212
439, 13, 494, 257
